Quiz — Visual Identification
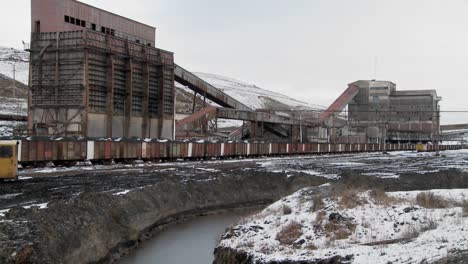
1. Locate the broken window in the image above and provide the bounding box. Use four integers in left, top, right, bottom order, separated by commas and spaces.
81, 20, 86, 27
70, 17, 75, 24
92, 23, 96, 31
76, 18, 81, 26
65, 15, 70, 23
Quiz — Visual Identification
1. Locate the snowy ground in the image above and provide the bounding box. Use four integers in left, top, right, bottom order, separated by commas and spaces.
0, 96, 27, 116
258, 149, 468, 180
218, 187, 468, 264
0, 95, 28, 136
0, 120, 24, 136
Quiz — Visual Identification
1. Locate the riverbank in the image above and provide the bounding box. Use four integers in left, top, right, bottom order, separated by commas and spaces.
0, 169, 326, 264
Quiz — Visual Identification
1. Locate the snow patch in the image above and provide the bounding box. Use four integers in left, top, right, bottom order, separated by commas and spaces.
329, 162, 367, 167
196, 168, 221, 172
0, 208, 10, 217
23, 203, 48, 209
113, 190, 131, 196
362, 172, 400, 179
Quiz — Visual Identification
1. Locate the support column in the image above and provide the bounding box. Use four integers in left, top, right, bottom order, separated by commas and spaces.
124, 41, 133, 138
82, 31, 90, 137
54, 32, 60, 135
192, 91, 197, 113
106, 49, 114, 138
142, 47, 150, 138
157, 65, 164, 138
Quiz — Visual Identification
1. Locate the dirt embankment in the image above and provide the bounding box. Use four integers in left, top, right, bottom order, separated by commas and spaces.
0, 172, 326, 264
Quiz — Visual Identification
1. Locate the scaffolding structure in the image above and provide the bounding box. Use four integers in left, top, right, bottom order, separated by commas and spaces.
28, 30, 175, 138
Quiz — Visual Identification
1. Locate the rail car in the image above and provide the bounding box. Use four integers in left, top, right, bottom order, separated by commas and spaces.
0, 141, 19, 180
0, 137, 462, 167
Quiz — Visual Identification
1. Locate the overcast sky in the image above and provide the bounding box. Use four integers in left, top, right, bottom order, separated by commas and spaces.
2, 0, 468, 124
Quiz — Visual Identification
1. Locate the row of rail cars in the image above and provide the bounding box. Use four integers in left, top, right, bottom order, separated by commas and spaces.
0, 138, 461, 167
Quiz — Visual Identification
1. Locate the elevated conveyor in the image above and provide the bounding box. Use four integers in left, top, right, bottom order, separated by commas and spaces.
320, 84, 360, 121
174, 64, 251, 111
174, 64, 317, 139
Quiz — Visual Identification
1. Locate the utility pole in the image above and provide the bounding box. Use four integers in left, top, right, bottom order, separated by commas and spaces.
299, 111, 303, 143
436, 103, 440, 156
12, 64, 16, 98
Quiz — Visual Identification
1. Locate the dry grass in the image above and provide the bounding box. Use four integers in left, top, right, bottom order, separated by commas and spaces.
324, 219, 356, 240
401, 220, 439, 240
315, 210, 326, 223
401, 226, 420, 239
416, 192, 449, 209
259, 245, 274, 254
369, 189, 400, 205
306, 243, 318, 250
311, 196, 325, 212
339, 189, 367, 209
276, 221, 303, 245
462, 201, 468, 217
282, 205, 292, 215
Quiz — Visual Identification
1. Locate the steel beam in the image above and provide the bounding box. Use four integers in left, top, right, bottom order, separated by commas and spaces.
174, 64, 251, 111
441, 124, 468, 131
217, 108, 318, 126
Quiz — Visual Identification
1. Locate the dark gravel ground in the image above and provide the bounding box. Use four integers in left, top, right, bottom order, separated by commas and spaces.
1, 150, 468, 212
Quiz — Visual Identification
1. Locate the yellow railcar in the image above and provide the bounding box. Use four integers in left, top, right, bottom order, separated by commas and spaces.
416, 143, 426, 152
0, 141, 18, 181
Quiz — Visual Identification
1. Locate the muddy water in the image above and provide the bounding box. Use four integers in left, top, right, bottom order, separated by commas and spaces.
120, 210, 254, 264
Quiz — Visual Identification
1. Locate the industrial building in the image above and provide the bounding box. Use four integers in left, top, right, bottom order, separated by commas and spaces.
322, 80, 440, 143
28, 0, 175, 138
27, 0, 315, 141
26, 0, 444, 144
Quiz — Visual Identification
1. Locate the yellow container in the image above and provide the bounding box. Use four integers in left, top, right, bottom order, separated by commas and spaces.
0, 141, 18, 180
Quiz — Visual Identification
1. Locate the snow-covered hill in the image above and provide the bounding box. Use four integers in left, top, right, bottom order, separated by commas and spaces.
192, 73, 325, 111
0, 46, 29, 85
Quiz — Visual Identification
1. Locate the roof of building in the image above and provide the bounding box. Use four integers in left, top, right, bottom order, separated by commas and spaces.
69, 0, 156, 30
350, 80, 397, 87
393, 90, 437, 97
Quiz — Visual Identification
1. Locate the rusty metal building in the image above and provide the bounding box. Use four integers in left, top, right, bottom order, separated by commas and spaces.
347, 80, 440, 143
28, 0, 175, 138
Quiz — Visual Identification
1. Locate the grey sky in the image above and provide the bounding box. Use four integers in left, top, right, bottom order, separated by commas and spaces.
2, 0, 468, 124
